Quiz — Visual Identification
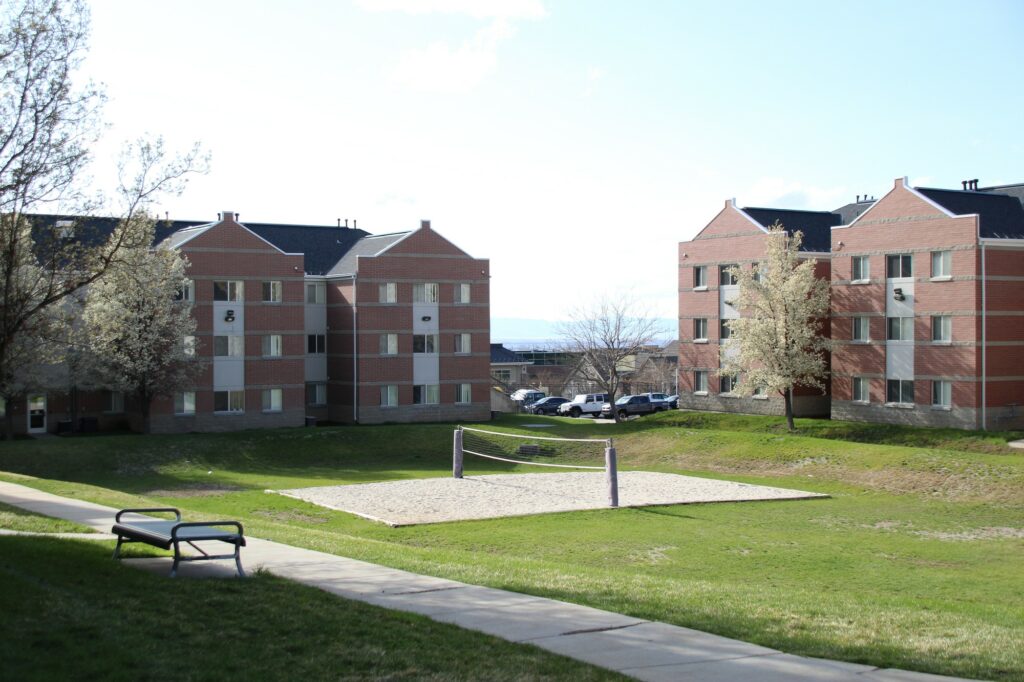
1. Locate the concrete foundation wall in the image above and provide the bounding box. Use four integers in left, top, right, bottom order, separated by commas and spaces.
678, 393, 829, 418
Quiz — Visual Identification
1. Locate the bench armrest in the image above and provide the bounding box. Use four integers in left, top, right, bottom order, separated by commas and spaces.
115, 507, 182, 523
171, 520, 245, 541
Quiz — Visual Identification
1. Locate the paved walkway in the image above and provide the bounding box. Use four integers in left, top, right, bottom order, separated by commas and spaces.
0, 481, 972, 682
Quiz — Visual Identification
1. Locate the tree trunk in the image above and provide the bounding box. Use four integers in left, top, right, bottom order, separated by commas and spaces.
783, 387, 795, 431
140, 390, 152, 434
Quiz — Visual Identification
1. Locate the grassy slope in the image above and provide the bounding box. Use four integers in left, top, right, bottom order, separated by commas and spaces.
1, 413, 1022, 680
0, 500, 95, 533
0, 536, 623, 682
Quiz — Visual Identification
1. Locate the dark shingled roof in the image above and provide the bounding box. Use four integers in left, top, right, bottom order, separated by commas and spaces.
915, 188, 1024, 239
26, 214, 207, 249
244, 223, 370, 275
830, 200, 875, 226
490, 343, 529, 364
739, 207, 841, 252
980, 183, 1024, 207
327, 232, 409, 277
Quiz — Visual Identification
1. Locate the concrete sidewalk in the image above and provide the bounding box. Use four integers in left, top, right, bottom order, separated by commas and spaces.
0, 480, 972, 682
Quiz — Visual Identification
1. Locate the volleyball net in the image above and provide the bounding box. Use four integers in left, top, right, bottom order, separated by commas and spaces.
453, 426, 619, 507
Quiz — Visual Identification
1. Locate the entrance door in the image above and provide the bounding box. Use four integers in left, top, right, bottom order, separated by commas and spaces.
27, 395, 46, 433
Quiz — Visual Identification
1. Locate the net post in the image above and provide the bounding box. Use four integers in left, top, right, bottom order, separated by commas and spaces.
453, 427, 464, 479
605, 438, 618, 508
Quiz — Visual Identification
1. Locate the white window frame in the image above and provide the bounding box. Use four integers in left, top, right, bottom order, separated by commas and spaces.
175, 279, 195, 302
852, 377, 869, 403
413, 283, 438, 303
262, 280, 283, 303
183, 335, 196, 357
262, 334, 283, 357
719, 264, 738, 286
306, 382, 327, 406
262, 388, 283, 413
693, 266, 707, 290
454, 333, 471, 354
852, 317, 870, 342
886, 379, 914, 406
104, 390, 125, 414
720, 374, 739, 395
213, 280, 243, 302
214, 390, 245, 414
454, 283, 471, 304
175, 392, 196, 416
886, 317, 914, 342
380, 384, 398, 407
380, 333, 398, 356
886, 254, 913, 279
693, 318, 708, 343
931, 316, 951, 343
693, 370, 708, 394
720, 319, 732, 340
413, 334, 438, 354
932, 380, 952, 409
306, 282, 326, 304
413, 384, 439, 405
931, 251, 952, 280
214, 335, 245, 357
379, 282, 397, 304
851, 255, 869, 283
456, 383, 472, 404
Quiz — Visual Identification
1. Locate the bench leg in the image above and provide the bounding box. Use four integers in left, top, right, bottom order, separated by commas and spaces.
112, 535, 124, 559
171, 541, 181, 578
234, 541, 246, 578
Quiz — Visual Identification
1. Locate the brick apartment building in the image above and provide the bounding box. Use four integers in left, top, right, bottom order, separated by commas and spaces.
678, 178, 1024, 430
7, 212, 491, 434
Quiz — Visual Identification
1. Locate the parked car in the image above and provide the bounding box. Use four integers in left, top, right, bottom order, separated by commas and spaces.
528, 397, 570, 415
640, 393, 671, 411
665, 394, 679, 409
510, 389, 545, 406
557, 393, 608, 418
601, 394, 656, 420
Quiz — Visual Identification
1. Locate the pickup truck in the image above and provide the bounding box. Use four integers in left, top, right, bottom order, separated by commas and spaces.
557, 393, 607, 418
601, 394, 656, 420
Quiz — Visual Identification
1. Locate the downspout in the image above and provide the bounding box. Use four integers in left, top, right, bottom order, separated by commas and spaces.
980, 236, 987, 431
352, 275, 359, 423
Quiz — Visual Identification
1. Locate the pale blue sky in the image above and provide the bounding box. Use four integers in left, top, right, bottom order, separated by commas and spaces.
80, 0, 1024, 322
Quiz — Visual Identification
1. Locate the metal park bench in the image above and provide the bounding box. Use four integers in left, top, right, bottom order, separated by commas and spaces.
111, 508, 246, 577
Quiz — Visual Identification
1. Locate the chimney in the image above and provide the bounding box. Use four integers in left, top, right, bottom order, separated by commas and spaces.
345, 218, 349, 228
353, 219, 357, 229
972, 179, 979, 190
856, 195, 860, 202
220, 210, 235, 222
421, 219, 431, 230
234, 213, 239, 221
962, 180, 969, 190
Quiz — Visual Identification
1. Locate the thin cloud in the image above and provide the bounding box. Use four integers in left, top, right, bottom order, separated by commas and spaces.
393, 19, 514, 93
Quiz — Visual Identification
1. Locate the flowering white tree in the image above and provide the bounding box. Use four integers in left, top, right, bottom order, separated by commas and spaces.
82, 216, 199, 433
557, 295, 664, 422
719, 225, 830, 431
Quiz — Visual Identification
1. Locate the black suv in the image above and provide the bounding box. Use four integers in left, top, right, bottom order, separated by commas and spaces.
529, 397, 570, 415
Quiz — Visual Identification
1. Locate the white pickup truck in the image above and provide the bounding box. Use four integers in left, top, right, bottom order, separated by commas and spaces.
557, 393, 608, 418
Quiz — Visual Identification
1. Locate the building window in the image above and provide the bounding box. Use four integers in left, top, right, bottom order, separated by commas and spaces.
413, 334, 438, 354
852, 317, 870, 342
693, 266, 707, 289
413, 384, 439, 405
720, 375, 738, 394
454, 333, 471, 354
104, 391, 124, 414
306, 282, 326, 304
306, 383, 327, 406
262, 281, 282, 303
492, 368, 512, 383
931, 251, 951, 279
213, 280, 243, 302
457, 383, 472, 404
932, 380, 952, 408
885, 254, 912, 279
262, 335, 283, 357
693, 318, 708, 342
0, 397, 5, 417
852, 377, 869, 403
693, 370, 708, 393
886, 317, 913, 341
183, 335, 196, 357
454, 283, 471, 304
380, 333, 398, 355
851, 256, 869, 282
720, 319, 732, 340
175, 279, 194, 302
752, 385, 766, 398
214, 390, 244, 413
307, 334, 326, 354
262, 388, 283, 413
413, 283, 438, 303
214, 335, 244, 357
380, 384, 398, 407
719, 264, 738, 286
751, 262, 765, 283
886, 379, 914, 405
931, 316, 951, 343
175, 392, 195, 416
379, 282, 397, 303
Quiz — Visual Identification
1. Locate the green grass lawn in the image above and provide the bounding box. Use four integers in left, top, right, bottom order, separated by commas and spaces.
1, 412, 1022, 680
0, 536, 623, 681
0, 500, 96, 533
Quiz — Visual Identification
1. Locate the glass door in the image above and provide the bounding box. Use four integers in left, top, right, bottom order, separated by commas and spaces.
27, 395, 46, 433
